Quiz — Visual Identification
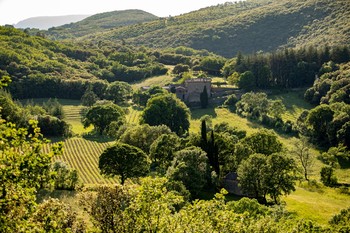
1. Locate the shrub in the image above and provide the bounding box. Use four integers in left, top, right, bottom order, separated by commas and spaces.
320, 166, 338, 187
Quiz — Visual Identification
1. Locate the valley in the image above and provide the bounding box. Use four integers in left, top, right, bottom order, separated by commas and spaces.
1, 0, 350, 231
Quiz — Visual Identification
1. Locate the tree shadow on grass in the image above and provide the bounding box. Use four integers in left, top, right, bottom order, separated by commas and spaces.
36, 189, 77, 203
82, 132, 115, 143
338, 157, 350, 169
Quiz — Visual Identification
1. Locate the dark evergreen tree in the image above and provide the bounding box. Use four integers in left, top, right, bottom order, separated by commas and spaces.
208, 131, 220, 176
200, 85, 209, 108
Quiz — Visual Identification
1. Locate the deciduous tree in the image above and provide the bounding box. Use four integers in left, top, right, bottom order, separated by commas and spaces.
141, 94, 190, 135
166, 147, 209, 196
83, 103, 125, 135
238, 153, 296, 204
99, 142, 150, 184
291, 137, 314, 181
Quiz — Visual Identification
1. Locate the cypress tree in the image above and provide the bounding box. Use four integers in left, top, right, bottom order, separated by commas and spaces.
200, 85, 209, 108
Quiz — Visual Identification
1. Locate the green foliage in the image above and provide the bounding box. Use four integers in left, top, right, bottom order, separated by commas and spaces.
224, 94, 238, 108
119, 124, 172, 153
307, 104, 334, 144
79, 177, 185, 232
290, 137, 314, 181
46, 10, 158, 39
236, 92, 269, 119
0, 26, 170, 100
83, 103, 125, 135
242, 129, 283, 156
320, 166, 338, 187
166, 147, 209, 197
238, 153, 297, 204
81, 0, 350, 58
52, 161, 79, 190
329, 207, 350, 232
133, 85, 167, 107
226, 71, 239, 85
141, 94, 190, 135
0, 89, 28, 127
172, 63, 190, 75
79, 184, 132, 232
37, 115, 71, 137
0, 118, 62, 231
305, 62, 350, 105
228, 197, 269, 218
196, 56, 226, 75
0, 75, 11, 87
149, 134, 182, 174
237, 71, 255, 90
268, 100, 286, 119
42, 98, 65, 119
30, 198, 86, 232
319, 145, 349, 168
213, 121, 246, 139
104, 81, 132, 104
81, 86, 99, 107
99, 142, 150, 184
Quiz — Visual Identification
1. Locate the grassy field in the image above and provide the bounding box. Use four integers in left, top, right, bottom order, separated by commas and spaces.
60, 100, 93, 135
283, 186, 350, 226
132, 74, 175, 90
269, 89, 314, 122
190, 107, 262, 135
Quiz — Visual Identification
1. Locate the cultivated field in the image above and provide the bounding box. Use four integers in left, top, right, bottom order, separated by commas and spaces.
53, 137, 116, 184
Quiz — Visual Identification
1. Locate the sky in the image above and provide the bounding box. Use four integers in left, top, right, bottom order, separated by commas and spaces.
0, 0, 234, 25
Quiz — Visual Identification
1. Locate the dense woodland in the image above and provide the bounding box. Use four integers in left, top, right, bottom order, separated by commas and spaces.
1, 0, 350, 232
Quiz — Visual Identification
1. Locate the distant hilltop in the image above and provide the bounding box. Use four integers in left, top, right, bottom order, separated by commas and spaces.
14, 15, 91, 30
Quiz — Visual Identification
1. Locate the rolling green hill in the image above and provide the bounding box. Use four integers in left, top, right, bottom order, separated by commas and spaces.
46, 10, 158, 39
77, 0, 350, 57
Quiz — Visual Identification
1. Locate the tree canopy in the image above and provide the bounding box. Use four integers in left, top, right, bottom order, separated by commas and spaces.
141, 94, 190, 135
238, 153, 297, 204
83, 103, 125, 135
99, 142, 150, 184
166, 147, 209, 196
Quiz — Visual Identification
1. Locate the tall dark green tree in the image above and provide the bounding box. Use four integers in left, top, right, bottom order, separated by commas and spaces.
200, 85, 209, 108
208, 131, 220, 176
307, 104, 334, 144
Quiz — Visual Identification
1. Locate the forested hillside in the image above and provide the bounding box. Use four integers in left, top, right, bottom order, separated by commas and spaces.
46, 10, 158, 39
0, 26, 169, 99
77, 0, 350, 57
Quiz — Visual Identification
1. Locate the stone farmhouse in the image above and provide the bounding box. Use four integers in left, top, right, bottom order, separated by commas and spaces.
164, 78, 212, 104
142, 77, 240, 106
